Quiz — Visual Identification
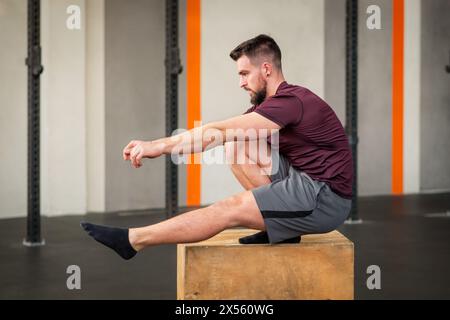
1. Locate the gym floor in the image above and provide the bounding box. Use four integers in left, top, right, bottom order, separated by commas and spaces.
1, 192, 449, 300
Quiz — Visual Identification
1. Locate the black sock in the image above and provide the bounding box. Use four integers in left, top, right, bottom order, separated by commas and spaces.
80, 222, 137, 260
239, 231, 301, 244
239, 231, 270, 244
279, 235, 302, 243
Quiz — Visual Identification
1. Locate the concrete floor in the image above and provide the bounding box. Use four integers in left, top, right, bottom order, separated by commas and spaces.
0, 193, 449, 300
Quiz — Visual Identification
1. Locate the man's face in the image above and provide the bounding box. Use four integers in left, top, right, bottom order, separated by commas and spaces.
236, 55, 267, 105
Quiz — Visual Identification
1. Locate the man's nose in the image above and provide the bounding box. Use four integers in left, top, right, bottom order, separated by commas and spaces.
240, 78, 247, 88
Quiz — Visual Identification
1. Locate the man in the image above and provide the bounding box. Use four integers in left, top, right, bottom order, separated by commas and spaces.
81, 34, 353, 260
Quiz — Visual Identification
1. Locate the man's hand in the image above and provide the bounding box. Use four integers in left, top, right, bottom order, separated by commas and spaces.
123, 140, 166, 168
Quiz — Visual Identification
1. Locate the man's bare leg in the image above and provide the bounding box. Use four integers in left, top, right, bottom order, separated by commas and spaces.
81, 190, 265, 259
129, 190, 264, 250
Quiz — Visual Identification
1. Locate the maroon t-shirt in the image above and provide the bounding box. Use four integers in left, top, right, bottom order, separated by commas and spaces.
245, 81, 353, 199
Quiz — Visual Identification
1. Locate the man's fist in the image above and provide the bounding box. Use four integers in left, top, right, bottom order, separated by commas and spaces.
122, 140, 165, 168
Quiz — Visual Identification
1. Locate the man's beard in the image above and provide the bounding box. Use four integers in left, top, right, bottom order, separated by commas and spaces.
250, 86, 267, 105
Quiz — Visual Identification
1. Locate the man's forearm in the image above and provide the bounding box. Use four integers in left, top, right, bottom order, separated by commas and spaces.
150, 113, 278, 156
153, 123, 224, 155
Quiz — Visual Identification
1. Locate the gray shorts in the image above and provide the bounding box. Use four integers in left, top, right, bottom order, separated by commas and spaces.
251, 152, 352, 243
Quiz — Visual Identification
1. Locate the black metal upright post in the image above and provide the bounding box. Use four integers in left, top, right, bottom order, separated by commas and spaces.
345, 0, 361, 223
24, 0, 44, 246
165, 0, 183, 218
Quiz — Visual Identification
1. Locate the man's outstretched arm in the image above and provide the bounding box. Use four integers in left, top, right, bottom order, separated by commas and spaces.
123, 112, 280, 168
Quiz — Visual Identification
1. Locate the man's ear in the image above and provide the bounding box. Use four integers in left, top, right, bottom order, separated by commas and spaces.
262, 62, 272, 77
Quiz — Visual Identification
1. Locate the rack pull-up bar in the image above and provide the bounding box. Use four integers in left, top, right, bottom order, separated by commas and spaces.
165, 0, 183, 218
345, 0, 360, 223
24, 0, 45, 246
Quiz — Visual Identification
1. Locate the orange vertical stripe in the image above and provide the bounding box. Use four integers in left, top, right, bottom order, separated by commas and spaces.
392, 0, 404, 195
186, 0, 201, 206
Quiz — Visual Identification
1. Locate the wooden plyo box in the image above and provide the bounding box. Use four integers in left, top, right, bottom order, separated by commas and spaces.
177, 229, 354, 300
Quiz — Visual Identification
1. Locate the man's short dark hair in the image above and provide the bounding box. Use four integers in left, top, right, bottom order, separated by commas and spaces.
229, 34, 282, 70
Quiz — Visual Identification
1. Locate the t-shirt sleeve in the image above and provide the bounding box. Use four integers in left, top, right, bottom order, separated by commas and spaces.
243, 105, 257, 115
254, 94, 302, 128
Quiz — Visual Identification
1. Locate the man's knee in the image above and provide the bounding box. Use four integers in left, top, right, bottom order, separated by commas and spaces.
229, 163, 243, 178
211, 192, 265, 229
226, 140, 272, 168
211, 194, 243, 211
210, 194, 245, 225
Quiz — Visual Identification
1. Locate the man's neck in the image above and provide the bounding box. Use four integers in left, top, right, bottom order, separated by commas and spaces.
266, 75, 286, 98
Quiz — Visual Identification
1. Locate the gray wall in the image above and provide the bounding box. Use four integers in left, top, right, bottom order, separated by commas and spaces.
105, 0, 166, 212
358, 0, 393, 196
40, 0, 87, 216
324, 0, 346, 124
325, 0, 393, 196
0, 0, 27, 219
86, 0, 106, 212
2, 0, 450, 220
420, 0, 450, 192
201, 0, 326, 204
0, 0, 89, 218
404, 0, 421, 194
